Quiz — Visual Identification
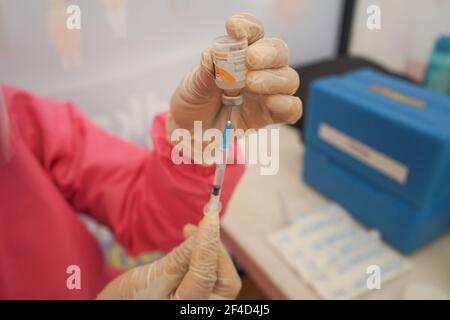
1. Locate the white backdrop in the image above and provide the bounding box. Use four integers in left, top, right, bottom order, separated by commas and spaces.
0, 0, 343, 145
350, 0, 450, 82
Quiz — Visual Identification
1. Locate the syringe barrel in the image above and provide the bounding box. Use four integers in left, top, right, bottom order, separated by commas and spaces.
213, 163, 226, 189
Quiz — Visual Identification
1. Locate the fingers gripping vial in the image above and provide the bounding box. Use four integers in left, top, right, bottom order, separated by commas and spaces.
204, 120, 233, 215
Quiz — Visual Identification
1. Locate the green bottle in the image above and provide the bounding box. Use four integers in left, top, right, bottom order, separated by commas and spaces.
423, 36, 450, 96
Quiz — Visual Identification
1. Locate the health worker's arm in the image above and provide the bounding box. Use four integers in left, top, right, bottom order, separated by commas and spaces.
2, 85, 245, 254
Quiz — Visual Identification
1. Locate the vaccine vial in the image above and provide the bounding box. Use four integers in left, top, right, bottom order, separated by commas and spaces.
213, 35, 248, 106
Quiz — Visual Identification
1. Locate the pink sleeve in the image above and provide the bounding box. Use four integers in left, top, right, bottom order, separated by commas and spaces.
3, 85, 245, 254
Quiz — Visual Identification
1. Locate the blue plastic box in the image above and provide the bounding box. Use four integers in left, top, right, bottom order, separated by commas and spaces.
303, 69, 450, 254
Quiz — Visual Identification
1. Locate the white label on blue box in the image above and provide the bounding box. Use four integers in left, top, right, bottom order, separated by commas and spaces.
318, 123, 409, 184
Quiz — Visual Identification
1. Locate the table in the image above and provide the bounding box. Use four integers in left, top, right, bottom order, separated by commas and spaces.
222, 125, 450, 300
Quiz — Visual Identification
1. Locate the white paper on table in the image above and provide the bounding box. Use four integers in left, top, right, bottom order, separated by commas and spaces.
268, 202, 411, 299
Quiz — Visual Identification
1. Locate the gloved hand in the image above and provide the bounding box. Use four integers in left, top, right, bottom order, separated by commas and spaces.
96, 212, 241, 300
169, 13, 302, 137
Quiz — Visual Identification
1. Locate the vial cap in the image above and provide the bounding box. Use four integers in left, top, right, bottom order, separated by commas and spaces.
222, 94, 244, 106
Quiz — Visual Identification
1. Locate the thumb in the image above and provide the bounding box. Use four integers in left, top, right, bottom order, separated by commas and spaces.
174, 212, 220, 299
184, 47, 219, 103
169, 48, 221, 130
183, 47, 217, 98
200, 47, 215, 79
182, 223, 242, 299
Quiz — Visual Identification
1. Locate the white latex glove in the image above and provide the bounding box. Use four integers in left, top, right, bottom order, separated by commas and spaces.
96, 212, 241, 300
183, 223, 241, 299
169, 13, 302, 135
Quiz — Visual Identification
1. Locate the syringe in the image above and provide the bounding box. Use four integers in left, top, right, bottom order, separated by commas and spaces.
206, 33, 247, 214
204, 120, 233, 214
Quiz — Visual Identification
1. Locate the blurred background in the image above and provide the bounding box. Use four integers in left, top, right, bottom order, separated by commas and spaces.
1, 0, 449, 299
1, 0, 449, 141
0, 0, 343, 276
0, 0, 342, 145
